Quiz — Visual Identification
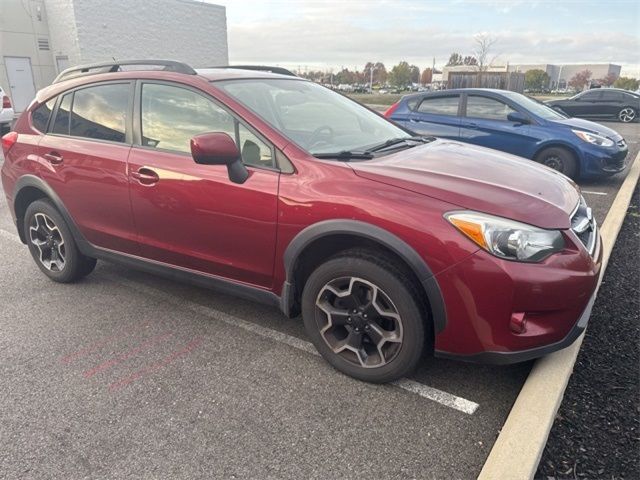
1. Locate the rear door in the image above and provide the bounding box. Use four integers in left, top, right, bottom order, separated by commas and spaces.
570, 90, 602, 117
37, 82, 138, 254
408, 94, 461, 139
598, 90, 623, 116
460, 93, 533, 157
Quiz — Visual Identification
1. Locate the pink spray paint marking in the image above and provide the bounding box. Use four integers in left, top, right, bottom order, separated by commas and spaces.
82, 331, 174, 378
108, 337, 203, 392
60, 322, 151, 365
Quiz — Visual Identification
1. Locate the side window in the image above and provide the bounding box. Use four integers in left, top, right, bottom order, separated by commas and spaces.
140, 83, 274, 168
466, 95, 516, 121
417, 96, 460, 116
51, 93, 72, 135
70, 84, 129, 143
601, 91, 621, 102
32, 98, 56, 132
579, 91, 601, 101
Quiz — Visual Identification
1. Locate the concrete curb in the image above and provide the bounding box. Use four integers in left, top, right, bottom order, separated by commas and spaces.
478, 151, 640, 480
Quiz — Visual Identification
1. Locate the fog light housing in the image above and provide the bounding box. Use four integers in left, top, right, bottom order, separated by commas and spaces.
510, 312, 527, 334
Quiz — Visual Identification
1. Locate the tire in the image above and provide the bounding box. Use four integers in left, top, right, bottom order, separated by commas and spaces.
24, 199, 96, 283
535, 147, 578, 179
618, 107, 636, 123
301, 249, 429, 383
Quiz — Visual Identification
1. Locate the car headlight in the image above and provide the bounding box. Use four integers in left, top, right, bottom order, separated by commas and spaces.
572, 129, 614, 147
445, 211, 565, 262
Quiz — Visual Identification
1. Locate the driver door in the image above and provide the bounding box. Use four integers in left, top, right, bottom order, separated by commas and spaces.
127, 81, 279, 288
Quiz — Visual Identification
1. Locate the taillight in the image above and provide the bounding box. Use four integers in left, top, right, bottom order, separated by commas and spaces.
1, 131, 18, 153
383, 102, 400, 118
2, 95, 11, 109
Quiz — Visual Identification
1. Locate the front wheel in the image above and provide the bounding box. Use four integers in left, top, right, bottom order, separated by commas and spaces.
24, 199, 97, 283
301, 250, 428, 383
535, 147, 578, 179
618, 107, 636, 123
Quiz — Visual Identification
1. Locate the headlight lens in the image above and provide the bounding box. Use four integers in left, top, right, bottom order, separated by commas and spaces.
445, 211, 565, 262
572, 129, 614, 147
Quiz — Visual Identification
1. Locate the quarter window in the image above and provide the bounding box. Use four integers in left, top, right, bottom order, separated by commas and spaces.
140, 83, 274, 168
51, 93, 72, 135
70, 84, 129, 143
32, 98, 56, 133
417, 96, 460, 116
466, 95, 516, 121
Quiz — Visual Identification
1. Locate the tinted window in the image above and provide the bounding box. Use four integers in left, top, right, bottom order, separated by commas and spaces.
417, 96, 459, 116
601, 91, 622, 102
140, 83, 273, 167
32, 98, 56, 132
466, 95, 516, 121
70, 84, 128, 142
578, 91, 601, 101
51, 93, 72, 135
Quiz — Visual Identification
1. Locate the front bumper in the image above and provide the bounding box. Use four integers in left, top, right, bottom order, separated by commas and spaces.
432, 230, 602, 364
580, 141, 628, 178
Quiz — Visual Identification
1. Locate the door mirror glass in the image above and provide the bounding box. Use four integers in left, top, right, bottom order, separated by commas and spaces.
191, 132, 248, 184
507, 111, 530, 124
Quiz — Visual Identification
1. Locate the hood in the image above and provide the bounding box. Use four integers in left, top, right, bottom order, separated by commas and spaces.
546, 117, 623, 140
350, 140, 580, 229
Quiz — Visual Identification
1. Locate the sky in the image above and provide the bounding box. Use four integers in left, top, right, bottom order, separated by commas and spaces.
208, 0, 640, 77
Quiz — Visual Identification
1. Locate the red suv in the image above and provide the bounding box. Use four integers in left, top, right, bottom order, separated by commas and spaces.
1, 61, 602, 383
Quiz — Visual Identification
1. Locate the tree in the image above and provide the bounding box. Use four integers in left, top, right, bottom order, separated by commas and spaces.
473, 33, 497, 72
568, 69, 592, 91
446, 53, 463, 66
463, 56, 477, 66
598, 72, 618, 87
363, 62, 387, 85
409, 65, 420, 84
420, 68, 433, 85
388, 61, 412, 88
524, 69, 550, 91
613, 76, 639, 91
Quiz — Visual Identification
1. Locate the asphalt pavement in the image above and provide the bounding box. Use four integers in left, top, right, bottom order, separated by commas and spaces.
0, 120, 637, 479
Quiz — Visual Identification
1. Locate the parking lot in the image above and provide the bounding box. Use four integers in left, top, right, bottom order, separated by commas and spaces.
0, 121, 637, 479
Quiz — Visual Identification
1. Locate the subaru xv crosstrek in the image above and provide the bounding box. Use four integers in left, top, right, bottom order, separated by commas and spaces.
1, 61, 602, 383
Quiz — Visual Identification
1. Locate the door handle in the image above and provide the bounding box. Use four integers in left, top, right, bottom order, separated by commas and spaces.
43, 152, 63, 164
465, 122, 479, 129
131, 167, 159, 185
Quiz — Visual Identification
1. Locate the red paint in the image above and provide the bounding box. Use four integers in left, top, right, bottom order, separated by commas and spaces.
108, 337, 203, 391
82, 331, 173, 378
1, 68, 602, 361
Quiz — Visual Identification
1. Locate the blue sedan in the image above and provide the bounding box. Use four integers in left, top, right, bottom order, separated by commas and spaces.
384, 88, 628, 179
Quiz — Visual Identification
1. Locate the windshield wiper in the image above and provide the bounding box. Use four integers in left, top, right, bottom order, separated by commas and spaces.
313, 150, 374, 160
365, 136, 432, 153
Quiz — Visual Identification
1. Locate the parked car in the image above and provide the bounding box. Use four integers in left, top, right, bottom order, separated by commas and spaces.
1, 61, 601, 383
0, 86, 15, 134
546, 88, 640, 123
384, 88, 628, 179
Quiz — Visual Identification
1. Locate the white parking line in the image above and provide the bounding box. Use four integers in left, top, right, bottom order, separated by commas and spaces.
0, 226, 479, 415
581, 190, 608, 196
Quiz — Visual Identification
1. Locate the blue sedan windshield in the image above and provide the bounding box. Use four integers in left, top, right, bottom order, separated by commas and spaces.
501, 91, 567, 120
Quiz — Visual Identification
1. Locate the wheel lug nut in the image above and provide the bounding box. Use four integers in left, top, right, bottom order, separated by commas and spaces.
347, 317, 352, 323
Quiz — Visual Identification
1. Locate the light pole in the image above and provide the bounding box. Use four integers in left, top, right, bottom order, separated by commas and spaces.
368, 64, 378, 93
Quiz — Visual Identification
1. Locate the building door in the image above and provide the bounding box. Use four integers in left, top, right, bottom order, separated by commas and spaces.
56, 56, 70, 73
4, 56, 37, 112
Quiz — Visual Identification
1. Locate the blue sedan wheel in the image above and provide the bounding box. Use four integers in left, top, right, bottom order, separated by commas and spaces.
535, 147, 578, 179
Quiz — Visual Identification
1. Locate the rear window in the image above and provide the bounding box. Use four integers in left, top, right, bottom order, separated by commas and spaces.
70, 84, 128, 143
32, 98, 56, 132
417, 96, 460, 116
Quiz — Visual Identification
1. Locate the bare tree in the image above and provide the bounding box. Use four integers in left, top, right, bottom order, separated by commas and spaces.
473, 33, 497, 72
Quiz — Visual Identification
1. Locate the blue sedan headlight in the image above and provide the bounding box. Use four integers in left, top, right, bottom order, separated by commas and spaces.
572, 129, 614, 147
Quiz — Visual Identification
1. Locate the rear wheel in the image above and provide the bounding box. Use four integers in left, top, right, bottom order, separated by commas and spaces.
24, 200, 96, 283
301, 250, 428, 383
535, 147, 578, 179
618, 107, 636, 123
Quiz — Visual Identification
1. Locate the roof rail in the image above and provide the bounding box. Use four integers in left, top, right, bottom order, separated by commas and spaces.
208, 65, 298, 77
53, 60, 197, 84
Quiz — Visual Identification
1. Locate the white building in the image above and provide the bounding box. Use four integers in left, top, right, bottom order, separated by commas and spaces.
0, 0, 228, 112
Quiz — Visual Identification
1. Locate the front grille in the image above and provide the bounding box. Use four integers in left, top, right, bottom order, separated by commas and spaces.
571, 196, 597, 256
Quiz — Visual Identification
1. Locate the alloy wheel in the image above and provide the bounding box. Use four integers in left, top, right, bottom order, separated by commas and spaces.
618, 108, 636, 123
29, 212, 66, 271
315, 276, 403, 368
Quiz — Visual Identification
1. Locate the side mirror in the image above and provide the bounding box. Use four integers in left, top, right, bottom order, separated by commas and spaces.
190, 132, 249, 184
507, 112, 530, 125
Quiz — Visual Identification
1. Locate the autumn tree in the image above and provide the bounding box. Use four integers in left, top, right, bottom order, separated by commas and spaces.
598, 72, 618, 87
409, 65, 420, 84
568, 69, 592, 91
389, 61, 413, 87
524, 69, 550, 91
421, 68, 433, 85
613, 76, 639, 90
363, 62, 387, 85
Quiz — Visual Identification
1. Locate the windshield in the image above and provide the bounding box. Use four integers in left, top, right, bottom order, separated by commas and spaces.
216, 78, 410, 155
501, 91, 567, 120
